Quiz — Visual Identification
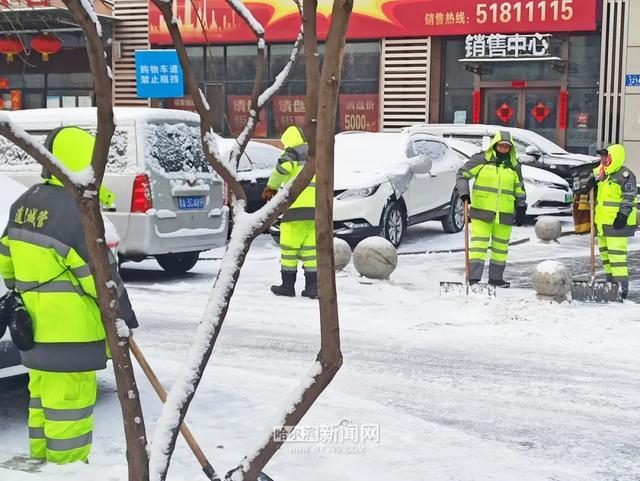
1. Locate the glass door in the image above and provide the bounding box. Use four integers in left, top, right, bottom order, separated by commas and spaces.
524, 89, 559, 145
484, 90, 519, 128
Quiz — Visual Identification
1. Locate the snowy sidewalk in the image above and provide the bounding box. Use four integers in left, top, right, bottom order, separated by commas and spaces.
0, 224, 639, 481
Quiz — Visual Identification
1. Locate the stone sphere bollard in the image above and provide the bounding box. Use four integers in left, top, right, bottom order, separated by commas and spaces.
353, 236, 398, 280
334, 238, 352, 271
535, 216, 562, 242
532, 260, 572, 301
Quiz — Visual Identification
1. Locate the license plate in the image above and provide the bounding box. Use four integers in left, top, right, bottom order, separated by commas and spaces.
565, 193, 573, 204
178, 196, 204, 210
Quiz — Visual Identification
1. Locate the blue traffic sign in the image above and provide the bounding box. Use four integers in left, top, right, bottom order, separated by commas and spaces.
626, 74, 640, 87
135, 50, 184, 98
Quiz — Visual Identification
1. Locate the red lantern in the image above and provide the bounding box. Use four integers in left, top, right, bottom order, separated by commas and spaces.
0, 36, 24, 63
31, 33, 62, 62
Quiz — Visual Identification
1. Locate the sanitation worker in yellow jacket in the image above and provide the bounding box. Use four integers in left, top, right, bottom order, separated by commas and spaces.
456, 131, 528, 287
261, 125, 317, 299
587, 144, 637, 299
0, 127, 137, 464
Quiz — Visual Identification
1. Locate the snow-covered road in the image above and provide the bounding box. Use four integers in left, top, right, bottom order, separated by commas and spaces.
1, 219, 639, 481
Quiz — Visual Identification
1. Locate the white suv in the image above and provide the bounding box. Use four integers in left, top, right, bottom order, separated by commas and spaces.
331, 131, 465, 246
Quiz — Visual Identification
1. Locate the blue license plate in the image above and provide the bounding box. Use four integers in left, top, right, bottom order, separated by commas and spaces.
178, 196, 204, 210
565, 193, 573, 204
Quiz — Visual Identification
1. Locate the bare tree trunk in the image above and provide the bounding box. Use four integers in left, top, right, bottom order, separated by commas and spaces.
233, 2, 351, 479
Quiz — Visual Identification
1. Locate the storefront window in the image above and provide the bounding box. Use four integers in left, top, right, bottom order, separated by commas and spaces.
567, 35, 601, 88
186, 46, 205, 81
442, 39, 474, 124
566, 88, 599, 155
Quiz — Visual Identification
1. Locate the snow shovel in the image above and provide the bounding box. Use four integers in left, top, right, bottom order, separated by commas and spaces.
129, 338, 276, 481
440, 201, 496, 297
570, 190, 622, 303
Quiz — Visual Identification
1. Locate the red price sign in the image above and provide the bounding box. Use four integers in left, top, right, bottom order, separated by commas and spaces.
273, 95, 306, 134
339, 94, 379, 132
226, 95, 267, 137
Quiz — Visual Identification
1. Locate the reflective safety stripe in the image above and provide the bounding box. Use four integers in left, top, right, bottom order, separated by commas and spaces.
308, 182, 316, 188
299, 245, 315, 251
607, 249, 626, 255
469, 248, 487, 253
29, 427, 45, 439
44, 405, 93, 422
471, 237, 490, 242
501, 189, 516, 196
21, 341, 107, 372
602, 201, 623, 207
492, 236, 510, 244
490, 259, 506, 265
0, 244, 9, 256
15, 280, 84, 296
491, 246, 509, 255
300, 254, 317, 260
473, 185, 500, 194
609, 262, 627, 268
276, 164, 288, 175
8, 228, 70, 258
282, 207, 316, 222
29, 398, 42, 409
280, 244, 297, 251
303, 266, 317, 272
280, 254, 299, 261
71, 265, 92, 278
281, 266, 298, 272
46, 432, 92, 451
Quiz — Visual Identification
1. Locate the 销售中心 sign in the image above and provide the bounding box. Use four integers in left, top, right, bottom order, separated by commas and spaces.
461, 33, 560, 62
135, 50, 184, 98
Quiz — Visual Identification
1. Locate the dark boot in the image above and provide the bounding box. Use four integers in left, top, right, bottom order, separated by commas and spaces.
301, 271, 318, 299
271, 271, 296, 297
620, 280, 629, 299
468, 279, 480, 285
489, 279, 511, 288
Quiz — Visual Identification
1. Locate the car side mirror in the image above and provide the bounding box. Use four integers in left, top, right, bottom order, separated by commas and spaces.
409, 154, 432, 175
525, 145, 541, 158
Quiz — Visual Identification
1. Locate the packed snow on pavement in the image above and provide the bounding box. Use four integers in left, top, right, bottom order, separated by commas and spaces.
1, 219, 639, 481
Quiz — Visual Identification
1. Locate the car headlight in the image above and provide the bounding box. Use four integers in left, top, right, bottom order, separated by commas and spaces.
524, 177, 556, 188
336, 185, 380, 200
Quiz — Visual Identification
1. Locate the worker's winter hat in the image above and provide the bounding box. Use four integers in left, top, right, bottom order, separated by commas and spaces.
42, 126, 115, 208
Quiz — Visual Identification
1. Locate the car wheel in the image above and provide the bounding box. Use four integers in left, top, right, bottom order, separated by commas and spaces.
156, 251, 200, 274
380, 200, 405, 247
441, 190, 465, 234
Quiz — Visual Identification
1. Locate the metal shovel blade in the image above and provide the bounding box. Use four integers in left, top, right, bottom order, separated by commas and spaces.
571, 280, 622, 303
440, 281, 497, 297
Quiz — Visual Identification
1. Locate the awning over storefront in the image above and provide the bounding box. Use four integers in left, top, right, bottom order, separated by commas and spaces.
0, 0, 116, 33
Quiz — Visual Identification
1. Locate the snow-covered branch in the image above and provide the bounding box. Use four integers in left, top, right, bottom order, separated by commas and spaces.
0, 115, 95, 187
229, 31, 304, 173
225, 0, 265, 36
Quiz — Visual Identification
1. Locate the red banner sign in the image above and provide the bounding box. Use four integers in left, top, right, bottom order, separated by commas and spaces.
558, 90, 568, 130
339, 94, 379, 132
10, 90, 21, 110
472, 90, 481, 124
149, 0, 597, 45
0, 78, 8, 89
226, 95, 267, 137
273, 95, 306, 134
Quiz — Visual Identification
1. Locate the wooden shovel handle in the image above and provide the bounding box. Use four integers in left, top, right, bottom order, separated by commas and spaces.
129, 337, 215, 477
590, 188, 596, 278
464, 200, 470, 282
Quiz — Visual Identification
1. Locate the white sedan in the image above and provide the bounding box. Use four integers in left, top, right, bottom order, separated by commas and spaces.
332, 130, 465, 246
448, 140, 573, 217
0, 173, 120, 380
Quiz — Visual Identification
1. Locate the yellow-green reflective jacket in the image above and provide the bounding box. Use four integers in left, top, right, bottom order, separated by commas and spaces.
593, 144, 638, 237
456, 131, 527, 225
267, 143, 316, 222
0, 183, 137, 372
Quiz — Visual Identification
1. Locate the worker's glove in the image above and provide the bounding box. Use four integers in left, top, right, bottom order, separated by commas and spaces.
261, 186, 277, 201
515, 204, 528, 227
460, 194, 471, 204
584, 176, 597, 194
613, 212, 628, 230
